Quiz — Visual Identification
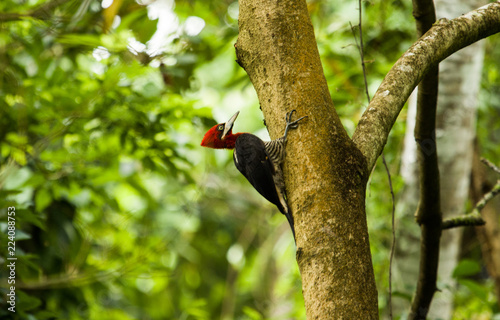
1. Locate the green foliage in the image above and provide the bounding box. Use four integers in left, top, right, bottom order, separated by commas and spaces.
452, 259, 482, 278
0, 0, 301, 319
452, 259, 500, 319
0, 0, 498, 319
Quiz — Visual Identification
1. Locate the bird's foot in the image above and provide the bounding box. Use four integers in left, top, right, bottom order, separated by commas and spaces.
284, 110, 307, 138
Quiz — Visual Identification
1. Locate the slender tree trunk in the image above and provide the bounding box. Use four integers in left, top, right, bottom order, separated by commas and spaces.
394, 0, 486, 317
428, 33, 485, 320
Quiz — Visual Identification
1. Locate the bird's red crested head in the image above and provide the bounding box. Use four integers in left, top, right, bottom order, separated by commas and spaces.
201, 111, 241, 149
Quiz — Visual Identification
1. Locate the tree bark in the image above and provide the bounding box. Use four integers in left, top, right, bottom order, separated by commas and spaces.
236, 0, 500, 318
236, 0, 378, 318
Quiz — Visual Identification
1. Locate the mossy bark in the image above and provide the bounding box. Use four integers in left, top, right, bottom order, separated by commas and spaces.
236, 0, 378, 318
236, 0, 500, 318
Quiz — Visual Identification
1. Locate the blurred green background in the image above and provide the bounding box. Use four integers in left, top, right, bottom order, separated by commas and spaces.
0, 0, 499, 319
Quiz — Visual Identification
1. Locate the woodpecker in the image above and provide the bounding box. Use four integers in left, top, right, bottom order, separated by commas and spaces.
200, 110, 306, 239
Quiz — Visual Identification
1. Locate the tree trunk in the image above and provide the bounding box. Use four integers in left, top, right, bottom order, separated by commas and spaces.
236, 0, 500, 317
394, 0, 486, 317
236, 0, 378, 318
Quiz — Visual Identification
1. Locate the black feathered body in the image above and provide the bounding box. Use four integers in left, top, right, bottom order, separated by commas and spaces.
233, 133, 294, 238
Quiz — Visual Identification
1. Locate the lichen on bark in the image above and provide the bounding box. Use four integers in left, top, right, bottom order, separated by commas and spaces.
236, 0, 500, 318
237, 0, 378, 318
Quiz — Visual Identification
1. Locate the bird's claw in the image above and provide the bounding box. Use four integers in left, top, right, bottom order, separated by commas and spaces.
285, 109, 307, 129
286, 110, 297, 124
283, 109, 307, 138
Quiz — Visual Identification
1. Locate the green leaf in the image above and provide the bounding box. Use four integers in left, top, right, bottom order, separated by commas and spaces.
391, 290, 413, 302
14, 228, 31, 241
16, 290, 42, 311
242, 306, 264, 320
57, 34, 102, 47
35, 188, 52, 213
16, 208, 45, 229
452, 259, 481, 278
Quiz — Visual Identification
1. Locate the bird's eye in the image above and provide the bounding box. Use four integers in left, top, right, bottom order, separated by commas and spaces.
217, 125, 224, 131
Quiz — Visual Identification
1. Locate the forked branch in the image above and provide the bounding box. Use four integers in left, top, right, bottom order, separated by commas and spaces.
442, 159, 500, 229
353, 1, 500, 172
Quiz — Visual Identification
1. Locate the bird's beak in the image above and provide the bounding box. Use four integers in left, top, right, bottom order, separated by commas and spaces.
222, 111, 239, 139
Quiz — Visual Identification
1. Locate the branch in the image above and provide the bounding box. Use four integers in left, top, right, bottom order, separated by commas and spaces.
472, 179, 500, 213
443, 159, 500, 229
408, 0, 442, 318
352, 1, 500, 172
481, 158, 500, 174
441, 213, 485, 229
442, 179, 500, 229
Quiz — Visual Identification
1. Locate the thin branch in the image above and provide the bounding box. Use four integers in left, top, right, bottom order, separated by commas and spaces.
349, 23, 370, 103
382, 154, 397, 320
352, 1, 500, 173
473, 180, 500, 214
481, 158, 500, 175
442, 179, 500, 229
442, 213, 485, 229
